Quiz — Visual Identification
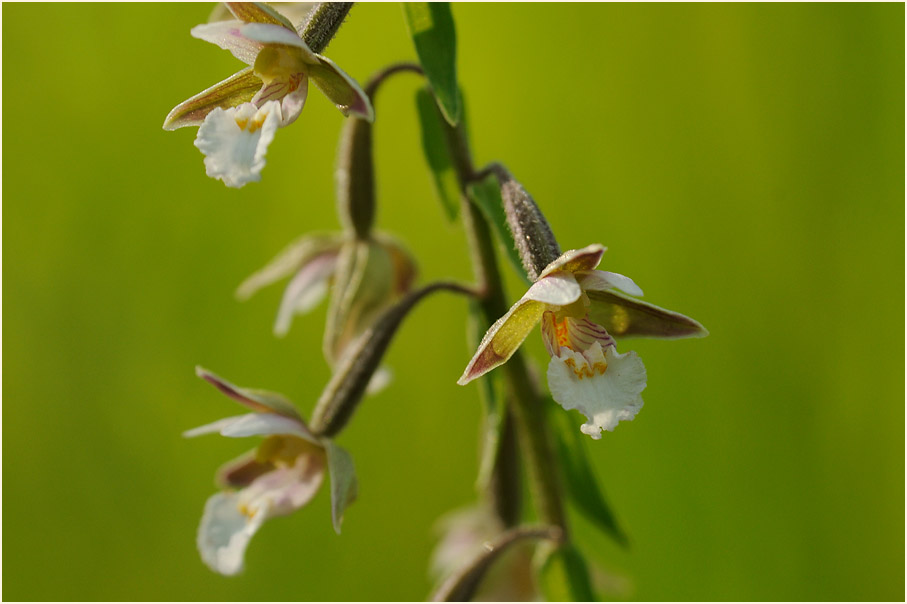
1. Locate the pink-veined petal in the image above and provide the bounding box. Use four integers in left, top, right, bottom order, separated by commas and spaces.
308, 55, 374, 120
546, 342, 646, 439
196, 366, 303, 419
238, 450, 325, 518
274, 250, 339, 337
191, 21, 263, 65
163, 68, 261, 130
216, 449, 275, 488
539, 244, 606, 279
577, 270, 644, 297
236, 233, 342, 301
540, 311, 615, 357
586, 289, 708, 339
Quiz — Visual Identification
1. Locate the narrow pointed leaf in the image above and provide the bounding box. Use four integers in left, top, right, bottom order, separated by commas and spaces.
431, 525, 562, 602
324, 440, 357, 534
536, 543, 598, 602
415, 87, 460, 221
466, 173, 533, 286
403, 2, 460, 125
548, 401, 628, 547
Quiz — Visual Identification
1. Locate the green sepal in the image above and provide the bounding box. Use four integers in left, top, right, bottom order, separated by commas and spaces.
536, 542, 598, 602
415, 87, 460, 221
163, 68, 261, 130
403, 2, 460, 125
324, 440, 357, 534
548, 400, 628, 548
466, 173, 533, 286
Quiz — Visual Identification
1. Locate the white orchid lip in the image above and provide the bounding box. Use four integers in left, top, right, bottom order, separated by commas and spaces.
546, 342, 647, 439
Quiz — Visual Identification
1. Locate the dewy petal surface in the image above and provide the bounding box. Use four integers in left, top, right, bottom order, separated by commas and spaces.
194, 101, 281, 188
585, 289, 708, 339
546, 342, 646, 439
307, 55, 374, 120
191, 21, 264, 65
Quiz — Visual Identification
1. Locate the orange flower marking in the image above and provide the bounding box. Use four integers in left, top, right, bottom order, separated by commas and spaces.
234, 117, 250, 130
555, 318, 570, 348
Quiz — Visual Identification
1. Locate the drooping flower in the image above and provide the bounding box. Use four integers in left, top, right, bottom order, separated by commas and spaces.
236, 232, 417, 376
185, 367, 356, 575
163, 2, 373, 187
459, 244, 707, 439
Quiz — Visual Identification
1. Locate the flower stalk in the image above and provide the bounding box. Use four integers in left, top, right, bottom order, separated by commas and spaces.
435, 102, 568, 532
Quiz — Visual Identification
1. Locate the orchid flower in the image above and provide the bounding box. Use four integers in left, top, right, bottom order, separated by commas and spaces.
431, 506, 539, 601
236, 232, 417, 389
185, 367, 356, 575
163, 2, 373, 188
459, 244, 707, 439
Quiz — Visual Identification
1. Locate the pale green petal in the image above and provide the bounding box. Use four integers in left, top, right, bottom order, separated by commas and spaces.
586, 289, 708, 339
163, 68, 261, 130
325, 441, 357, 534
458, 297, 546, 385
227, 2, 296, 30
308, 55, 374, 120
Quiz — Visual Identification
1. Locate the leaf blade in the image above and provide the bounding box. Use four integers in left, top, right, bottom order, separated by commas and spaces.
403, 2, 460, 124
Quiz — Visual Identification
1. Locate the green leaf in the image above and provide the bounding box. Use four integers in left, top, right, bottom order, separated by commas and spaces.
466, 174, 533, 286
548, 401, 628, 548
403, 2, 460, 125
415, 87, 460, 221
324, 441, 358, 534
537, 543, 598, 602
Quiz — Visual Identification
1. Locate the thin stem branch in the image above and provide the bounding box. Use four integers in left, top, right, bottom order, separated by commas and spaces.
437, 104, 568, 532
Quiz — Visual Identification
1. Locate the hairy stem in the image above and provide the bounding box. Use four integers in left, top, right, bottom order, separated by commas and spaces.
437, 103, 568, 532
301, 2, 354, 54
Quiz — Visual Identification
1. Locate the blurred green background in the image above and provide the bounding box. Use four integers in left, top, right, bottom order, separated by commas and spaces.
3, 3, 903, 601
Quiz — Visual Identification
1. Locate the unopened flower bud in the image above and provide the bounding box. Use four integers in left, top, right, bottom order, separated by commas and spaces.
311, 282, 471, 437
494, 164, 562, 281
336, 116, 375, 239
